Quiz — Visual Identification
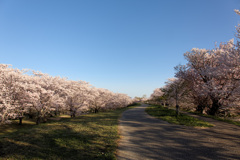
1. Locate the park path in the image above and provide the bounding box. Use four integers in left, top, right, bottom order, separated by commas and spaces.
117, 104, 240, 160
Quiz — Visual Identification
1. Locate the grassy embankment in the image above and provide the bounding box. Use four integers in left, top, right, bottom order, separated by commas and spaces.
0, 104, 139, 160
145, 105, 213, 127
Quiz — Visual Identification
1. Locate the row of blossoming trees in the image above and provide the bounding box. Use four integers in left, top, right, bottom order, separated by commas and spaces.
150, 10, 240, 117
0, 64, 132, 125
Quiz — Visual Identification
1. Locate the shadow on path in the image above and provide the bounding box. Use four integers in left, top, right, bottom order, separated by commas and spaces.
117, 104, 240, 160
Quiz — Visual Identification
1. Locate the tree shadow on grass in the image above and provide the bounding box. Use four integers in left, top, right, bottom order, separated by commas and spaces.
0, 119, 115, 160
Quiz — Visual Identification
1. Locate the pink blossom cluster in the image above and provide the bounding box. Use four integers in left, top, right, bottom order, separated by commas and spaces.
150, 88, 164, 100
150, 11, 240, 116
0, 65, 132, 124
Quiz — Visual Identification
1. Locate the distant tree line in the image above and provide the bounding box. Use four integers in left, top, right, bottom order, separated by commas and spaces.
0, 65, 132, 125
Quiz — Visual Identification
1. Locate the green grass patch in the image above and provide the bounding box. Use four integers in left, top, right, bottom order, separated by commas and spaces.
210, 116, 240, 126
209, 115, 240, 126
145, 105, 213, 127
0, 107, 132, 160
0, 119, 36, 136
187, 111, 240, 126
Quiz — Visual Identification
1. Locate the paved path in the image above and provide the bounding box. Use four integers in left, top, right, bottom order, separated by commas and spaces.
117, 104, 240, 160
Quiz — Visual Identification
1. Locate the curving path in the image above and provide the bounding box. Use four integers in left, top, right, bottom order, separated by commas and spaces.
117, 104, 240, 160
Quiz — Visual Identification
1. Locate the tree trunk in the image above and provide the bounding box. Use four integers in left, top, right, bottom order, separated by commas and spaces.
70, 110, 76, 118
176, 105, 179, 117
196, 105, 204, 114
94, 108, 98, 113
19, 117, 23, 125
209, 99, 220, 116
72, 112, 76, 118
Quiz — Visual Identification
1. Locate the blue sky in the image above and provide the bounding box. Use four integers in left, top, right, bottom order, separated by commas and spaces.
0, 0, 239, 98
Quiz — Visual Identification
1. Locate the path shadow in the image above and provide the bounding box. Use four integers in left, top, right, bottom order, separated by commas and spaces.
117, 104, 240, 160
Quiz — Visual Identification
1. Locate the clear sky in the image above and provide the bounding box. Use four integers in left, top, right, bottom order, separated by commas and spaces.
0, 0, 239, 98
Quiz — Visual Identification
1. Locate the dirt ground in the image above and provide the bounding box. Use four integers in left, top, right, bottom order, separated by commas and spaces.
117, 104, 240, 160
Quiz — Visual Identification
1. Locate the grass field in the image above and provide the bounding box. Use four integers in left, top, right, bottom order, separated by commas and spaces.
145, 105, 213, 127
0, 106, 136, 160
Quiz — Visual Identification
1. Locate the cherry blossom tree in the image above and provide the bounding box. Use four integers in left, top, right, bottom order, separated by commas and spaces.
0, 64, 31, 124
164, 78, 188, 115
0, 64, 132, 125
177, 39, 240, 115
